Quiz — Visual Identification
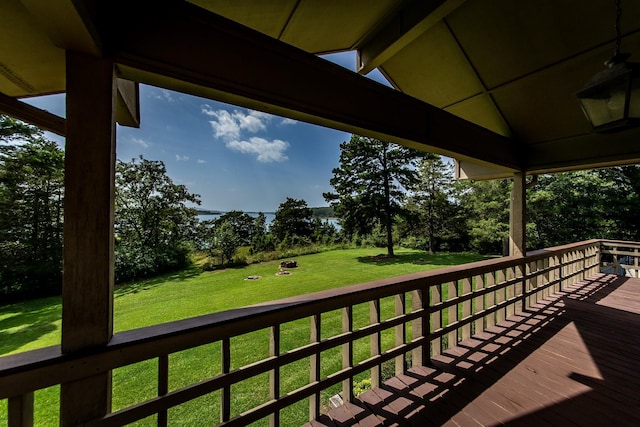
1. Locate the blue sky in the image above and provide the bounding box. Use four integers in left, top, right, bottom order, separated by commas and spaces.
24, 52, 391, 212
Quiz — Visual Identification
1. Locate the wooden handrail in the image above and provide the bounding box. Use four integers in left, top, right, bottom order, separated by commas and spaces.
600, 239, 640, 277
0, 239, 605, 426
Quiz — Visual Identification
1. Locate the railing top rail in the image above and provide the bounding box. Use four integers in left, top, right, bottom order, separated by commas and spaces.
599, 239, 640, 247
0, 239, 602, 398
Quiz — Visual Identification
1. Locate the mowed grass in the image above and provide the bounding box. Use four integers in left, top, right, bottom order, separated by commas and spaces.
0, 248, 489, 426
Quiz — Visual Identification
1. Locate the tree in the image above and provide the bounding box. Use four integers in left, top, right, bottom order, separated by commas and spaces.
311, 216, 339, 244
0, 116, 64, 299
115, 156, 200, 282
0, 115, 39, 142
602, 165, 640, 241
270, 197, 313, 243
212, 220, 240, 267
456, 179, 511, 254
452, 168, 640, 254
407, 154, 461, 253
324, 135, 423, 256
526, 170, 625, 248
253, 212, 267, 240
250, 211, 278, 253
215, 210, 258, 246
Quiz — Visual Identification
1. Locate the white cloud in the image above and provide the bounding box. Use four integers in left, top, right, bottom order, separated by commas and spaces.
226, 137, 289, 163
197, 159, 207, 164
280, 118, 297, 126
152, 89, 176, 103
131, 137, 150, 148
176, 154, 189, 161
203, 108, 241, 139
202, 105, 292, 163
234, 110, 271, 133
202, 107, 276, 139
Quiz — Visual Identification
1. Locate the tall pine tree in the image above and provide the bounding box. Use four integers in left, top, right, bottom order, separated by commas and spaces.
324, 135, 423, 256
406, 154, 465, 253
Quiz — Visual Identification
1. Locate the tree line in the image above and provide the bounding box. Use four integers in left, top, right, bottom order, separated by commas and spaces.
325, 135, 640, 256
2, 117, 640, 301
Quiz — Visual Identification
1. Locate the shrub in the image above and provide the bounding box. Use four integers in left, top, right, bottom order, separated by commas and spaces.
353, 378, 372, 397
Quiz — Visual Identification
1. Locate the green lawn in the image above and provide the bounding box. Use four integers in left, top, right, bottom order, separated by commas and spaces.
0, 248, 489, 426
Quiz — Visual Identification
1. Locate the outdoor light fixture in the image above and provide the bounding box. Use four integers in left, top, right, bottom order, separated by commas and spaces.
576, 0, 640, 132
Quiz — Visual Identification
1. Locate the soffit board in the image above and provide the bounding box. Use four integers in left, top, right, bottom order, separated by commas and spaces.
279, 0, 401, 53
382, 22, 483, 108
187, 0, 298, 40
492, 30, 640, 144
526, 125, 640, 173
446, 0, 640, 89
444, 94, 511, 137
0, 0, 65, 97
190, 0, 402, 54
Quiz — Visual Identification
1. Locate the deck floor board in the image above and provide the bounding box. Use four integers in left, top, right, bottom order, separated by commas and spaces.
319, 274, 640, 426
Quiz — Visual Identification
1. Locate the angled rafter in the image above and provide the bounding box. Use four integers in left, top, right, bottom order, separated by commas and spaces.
89, 0, 517, 170
0, 91, 66, 136
115, 78, 140, 128
357, 0, 466, 75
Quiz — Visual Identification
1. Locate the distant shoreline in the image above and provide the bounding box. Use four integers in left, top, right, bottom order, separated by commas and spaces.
196, 210, 275, 216
196, 207, 335, 218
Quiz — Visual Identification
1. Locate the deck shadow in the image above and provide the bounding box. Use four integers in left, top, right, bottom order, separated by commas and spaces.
314, 274, 639, 426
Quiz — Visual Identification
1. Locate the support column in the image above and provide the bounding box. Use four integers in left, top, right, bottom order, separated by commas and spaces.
509, 172, 526, 257
60, 50, 117, 425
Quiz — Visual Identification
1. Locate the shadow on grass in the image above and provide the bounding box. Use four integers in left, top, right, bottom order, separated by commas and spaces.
114, 266, 202, 298
356, 251, 491, 267
0, 296, 61, 355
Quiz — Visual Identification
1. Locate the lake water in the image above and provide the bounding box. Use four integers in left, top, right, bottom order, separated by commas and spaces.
198, 213, 340, 229
199, 213, 276, 224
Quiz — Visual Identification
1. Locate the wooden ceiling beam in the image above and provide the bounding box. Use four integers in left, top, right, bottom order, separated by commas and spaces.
525, 128, 640, 173
92, 0, 518, 170
357, 0, 467, 75
0, 91, 66, 136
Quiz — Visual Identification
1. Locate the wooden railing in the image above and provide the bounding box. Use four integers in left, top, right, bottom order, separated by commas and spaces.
600, 239, 640, 277
0, 240, 603, 426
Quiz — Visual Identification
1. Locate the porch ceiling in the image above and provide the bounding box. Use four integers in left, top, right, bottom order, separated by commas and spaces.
2, 0, 640, 175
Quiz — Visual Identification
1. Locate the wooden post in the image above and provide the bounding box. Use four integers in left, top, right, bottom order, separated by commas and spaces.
485, 272, 496, 328
369, 300, 381, 387
60, 51, 116, 426
447, 282, 457, 349
505, 267, 514, 317
8, 393, 33, 427
431, 285, 442, 356
510, 172, 526, 257
269, 325, 280, 427
309, 315, 321, 421
342, 306, 353, 402
158, 355, 169, 427
460, 278, 472, 340
394, 294, 406, 374
221, 338, 231, 423
515, 262, 525, 313
411, 289, 427, 367
473, 274, 484, 335
495, 270, 505, 324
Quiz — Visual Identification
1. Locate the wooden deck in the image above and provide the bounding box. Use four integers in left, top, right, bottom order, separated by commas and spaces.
309, 274, 640, 426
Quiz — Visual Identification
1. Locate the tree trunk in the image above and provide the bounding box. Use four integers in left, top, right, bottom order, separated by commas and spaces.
382, 148, 394, 257
385, 209, 394, 257
428, 175, 435, 254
